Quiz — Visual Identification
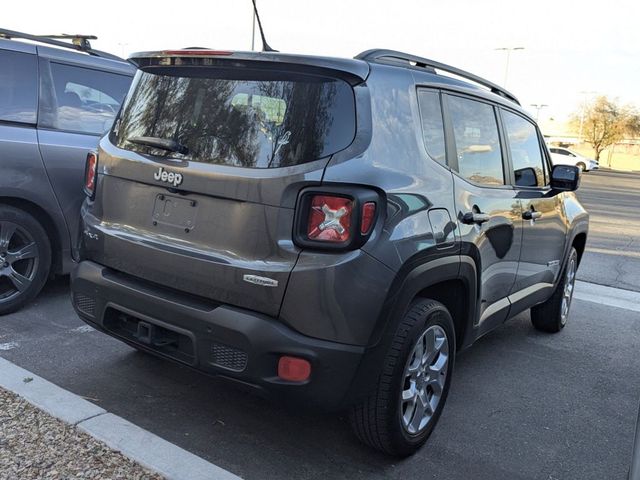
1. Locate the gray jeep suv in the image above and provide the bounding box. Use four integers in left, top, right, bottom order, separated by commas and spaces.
0, 29, 133, 313
71, 48, 588, 455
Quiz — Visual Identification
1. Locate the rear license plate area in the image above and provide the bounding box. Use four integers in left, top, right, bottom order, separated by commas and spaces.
152, 194, 197, 230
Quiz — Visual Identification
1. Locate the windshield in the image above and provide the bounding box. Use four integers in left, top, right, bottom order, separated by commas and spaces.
111, 68, 356, 168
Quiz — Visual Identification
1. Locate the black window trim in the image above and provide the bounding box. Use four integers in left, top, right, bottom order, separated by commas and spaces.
441, 91, 513, 190
498, 106, 552, 191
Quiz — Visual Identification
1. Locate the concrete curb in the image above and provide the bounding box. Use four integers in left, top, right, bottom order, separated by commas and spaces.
0, 357, 241, 480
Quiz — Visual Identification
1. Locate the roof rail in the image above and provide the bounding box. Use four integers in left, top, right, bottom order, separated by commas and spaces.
355, 49, 520, 105
0, 28, 124, 62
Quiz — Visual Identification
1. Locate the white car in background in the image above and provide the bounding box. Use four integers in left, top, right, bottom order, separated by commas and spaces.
549, 147, 599, 172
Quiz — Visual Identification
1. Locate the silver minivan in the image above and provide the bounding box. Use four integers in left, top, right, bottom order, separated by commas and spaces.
0, 29, 133, 313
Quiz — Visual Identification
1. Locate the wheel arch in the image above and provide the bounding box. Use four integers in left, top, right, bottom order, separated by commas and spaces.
340, 253, 478, 408
571, 231, 587, 266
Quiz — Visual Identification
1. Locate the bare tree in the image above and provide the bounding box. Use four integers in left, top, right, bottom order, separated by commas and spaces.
572, 96, 640, 161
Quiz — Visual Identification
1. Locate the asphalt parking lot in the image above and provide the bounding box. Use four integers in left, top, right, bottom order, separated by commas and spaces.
1, 169, 639, 480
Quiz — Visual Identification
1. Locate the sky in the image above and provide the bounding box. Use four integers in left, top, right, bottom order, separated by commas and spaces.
5, 0, 640, 129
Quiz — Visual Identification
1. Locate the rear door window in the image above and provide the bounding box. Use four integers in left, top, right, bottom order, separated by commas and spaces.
0, 49, 38, 124
111, 68, 356, 168
417, 89, 446, 165
502, 110, 547, 187
41, 62, 131, 135
447, 95, 505, 186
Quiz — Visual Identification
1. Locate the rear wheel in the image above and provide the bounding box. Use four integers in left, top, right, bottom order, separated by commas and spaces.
0, 206, 51, 315
349, 299, 455, 456
531, 247, 578, 333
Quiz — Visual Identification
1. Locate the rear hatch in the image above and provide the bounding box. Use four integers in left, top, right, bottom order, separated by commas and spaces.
83, 50, 364, 316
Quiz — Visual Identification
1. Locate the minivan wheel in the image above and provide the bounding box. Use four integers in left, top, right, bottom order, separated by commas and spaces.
349, 299, 455, 456
531, 247, 578, 333
0, 206, 51, 315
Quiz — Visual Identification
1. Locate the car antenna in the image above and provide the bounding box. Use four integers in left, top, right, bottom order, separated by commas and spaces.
251, 0, 278, 52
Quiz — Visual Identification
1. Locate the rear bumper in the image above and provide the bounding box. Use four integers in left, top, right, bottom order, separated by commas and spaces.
71, 260, 365, 410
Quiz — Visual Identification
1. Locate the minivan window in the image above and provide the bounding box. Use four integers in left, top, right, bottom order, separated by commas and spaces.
417, 90, 446, 165
112, 69, 356, 168
502, 110, 546, 187
0, 49, 38, 124
42, 63, 130, 135
447, 95, 504, 186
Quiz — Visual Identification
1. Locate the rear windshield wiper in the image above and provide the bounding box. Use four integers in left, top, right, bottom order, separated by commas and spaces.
127, 136, 189, 155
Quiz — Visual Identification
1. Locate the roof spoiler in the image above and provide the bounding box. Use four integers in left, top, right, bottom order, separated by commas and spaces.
128, 50, 371, 86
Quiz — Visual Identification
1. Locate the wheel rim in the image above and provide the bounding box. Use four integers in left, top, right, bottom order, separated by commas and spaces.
0, 221, 39, 302
560, 253, 577, 326
400, 325, 450, 435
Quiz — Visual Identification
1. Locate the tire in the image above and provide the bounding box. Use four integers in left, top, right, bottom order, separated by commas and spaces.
0, 206, 51, 315
349, 299, 455, 456
531, 247, 578, 333
576, 162, 587, 172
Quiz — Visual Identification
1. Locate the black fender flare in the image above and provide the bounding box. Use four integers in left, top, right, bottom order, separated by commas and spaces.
340, 252, 478, 408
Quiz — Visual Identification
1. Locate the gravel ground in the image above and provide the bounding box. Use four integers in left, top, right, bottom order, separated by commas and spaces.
0, 388, 163, 480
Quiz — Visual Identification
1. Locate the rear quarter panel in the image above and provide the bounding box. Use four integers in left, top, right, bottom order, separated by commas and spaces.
280, 65, 460, 346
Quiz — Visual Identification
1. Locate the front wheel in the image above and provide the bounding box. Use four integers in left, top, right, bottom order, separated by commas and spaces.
576, 162, 587, 172
0, 206, 51, 315
349, 299, 455, 456
531, 247, 578, 333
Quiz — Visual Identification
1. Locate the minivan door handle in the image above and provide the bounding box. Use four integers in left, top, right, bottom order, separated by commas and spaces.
461, 212, 491, 225
522, 210, 542, 221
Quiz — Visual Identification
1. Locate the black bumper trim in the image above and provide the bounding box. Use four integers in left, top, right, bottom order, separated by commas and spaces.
71, 261, 365, 410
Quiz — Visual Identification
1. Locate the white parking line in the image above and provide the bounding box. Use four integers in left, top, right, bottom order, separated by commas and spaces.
574, 281, 640, 313
0, 342, 19, 351
71, 325, 95, 333
0, 357, 242, 480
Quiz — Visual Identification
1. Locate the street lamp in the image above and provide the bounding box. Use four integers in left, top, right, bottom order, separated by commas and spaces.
530, 104, 548, 123
495, 47, 524, 87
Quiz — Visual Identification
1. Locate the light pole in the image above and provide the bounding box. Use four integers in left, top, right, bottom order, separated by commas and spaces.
495, 47, 524, 87
117, 42, 129, 58
530, 104, 548, 123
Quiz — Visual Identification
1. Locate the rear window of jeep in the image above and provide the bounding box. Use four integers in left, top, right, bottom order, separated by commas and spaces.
111, 68, 356, 168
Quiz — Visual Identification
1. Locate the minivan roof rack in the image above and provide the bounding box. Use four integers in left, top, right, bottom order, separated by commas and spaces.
355, 49, 520, 106
0, 28, 124, 62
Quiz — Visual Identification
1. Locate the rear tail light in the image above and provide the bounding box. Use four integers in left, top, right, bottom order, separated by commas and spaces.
294, 187, 380, 250
161, 49, 233, 56
360, 202, 376, 235
307, 195, 353, 242
83, 152, 98, 198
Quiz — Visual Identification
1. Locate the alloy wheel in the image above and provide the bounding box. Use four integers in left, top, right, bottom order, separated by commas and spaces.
560, 253, 577, 326
0, 221, 39, 302
400, 325, 450, 435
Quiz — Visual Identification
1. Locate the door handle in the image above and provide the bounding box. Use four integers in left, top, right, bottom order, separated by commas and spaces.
522, 210, 542, 221
462, 212, 491, 225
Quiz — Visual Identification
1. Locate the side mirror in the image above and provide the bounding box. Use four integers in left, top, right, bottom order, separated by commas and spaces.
550, 164, 580, 192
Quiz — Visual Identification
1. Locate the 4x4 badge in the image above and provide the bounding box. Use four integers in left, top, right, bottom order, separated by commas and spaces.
154, 167, 183, 187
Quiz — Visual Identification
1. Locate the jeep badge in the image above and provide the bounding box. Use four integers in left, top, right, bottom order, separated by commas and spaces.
154, 167, 183, 187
